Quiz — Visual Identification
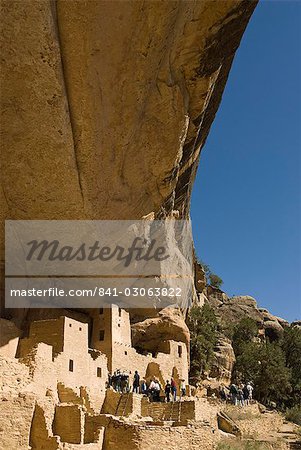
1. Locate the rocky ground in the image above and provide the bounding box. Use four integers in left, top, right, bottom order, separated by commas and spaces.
219, 403, 301, 449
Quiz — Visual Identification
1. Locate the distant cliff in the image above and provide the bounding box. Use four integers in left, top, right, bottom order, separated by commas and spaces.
193, 260, 298, 388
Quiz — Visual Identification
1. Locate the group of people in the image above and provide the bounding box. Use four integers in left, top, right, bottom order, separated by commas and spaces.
108, 370, 254, 406
108, 370, 186, 402
108, 370, 130, 393
163, 378, 186, 402
220, 382, 254, 406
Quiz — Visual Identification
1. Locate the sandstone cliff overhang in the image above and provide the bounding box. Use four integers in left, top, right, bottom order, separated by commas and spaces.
1, 0, 258, 225
1, 0, 257, 328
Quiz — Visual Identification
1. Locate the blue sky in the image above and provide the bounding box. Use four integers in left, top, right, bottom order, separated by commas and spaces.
191, 0, 301, 322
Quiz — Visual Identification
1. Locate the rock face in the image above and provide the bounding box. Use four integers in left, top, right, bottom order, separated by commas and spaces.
193, 262, 291, 385
0, 2, 259, 448
1, 0, 256, 306
196, 270, 289, 341
206, 289, 288, 341
1, 0, 256, 221
209, 336, 236, 383
131, 308, 190, 353
0, 0, 257, 367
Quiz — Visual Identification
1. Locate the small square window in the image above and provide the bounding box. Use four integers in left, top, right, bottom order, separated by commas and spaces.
99, 330, 105, 341
99, 308, 104, 315
69, 359, 74, 372
79, 327, 82, 331
69, 323, 72, 327
178, 345, 182, 358
97, 367, 102, 378
125, 351, 127, 355
118, 324, 120, 327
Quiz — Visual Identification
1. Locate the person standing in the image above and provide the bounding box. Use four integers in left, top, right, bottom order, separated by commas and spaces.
149, 378, 156, 402
180, 379, 186, 399
107, 372, 112, 389
140, 379, 147, 395
229, 383, 238, 406
154, 378, 161, 402
120, 372, 128, 393
112, 371, 117, 391
133, 370, 140, 393
237, 385, 245, 407
243, 383, 250, 405
247, 382, 254, 402
171, 377, 177, 402
116, 371, 122, 392
219, 384, 227, 402
165, 380, 171, 402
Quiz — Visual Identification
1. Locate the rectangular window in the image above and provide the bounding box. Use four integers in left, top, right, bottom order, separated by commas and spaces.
178, 345, 182, 358
69, 359, 74, 372
99, 308, 103, 315
118, 307, 122, 317
99, 330, 105, 341
97, 367, 102, 378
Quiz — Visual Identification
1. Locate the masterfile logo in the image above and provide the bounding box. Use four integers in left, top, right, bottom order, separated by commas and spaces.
5, 220, 194, 309
6, 220, 192, 276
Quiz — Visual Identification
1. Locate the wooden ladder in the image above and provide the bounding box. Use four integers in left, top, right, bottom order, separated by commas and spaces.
115, 393, 130, 416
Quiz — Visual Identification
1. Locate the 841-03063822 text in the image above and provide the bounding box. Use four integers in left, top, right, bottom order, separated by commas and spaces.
9, 286, 183, 298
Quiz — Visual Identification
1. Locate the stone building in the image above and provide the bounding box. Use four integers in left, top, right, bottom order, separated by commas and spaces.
90, 305, 189, 387
0, 312, 193, 449
2, 307, 189, 404
17, 316, 108, 410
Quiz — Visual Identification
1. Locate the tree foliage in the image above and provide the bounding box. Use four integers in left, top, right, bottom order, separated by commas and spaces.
232, 318, 259, 355
231, 318, 301, 409
208, 273, 223, 289
234, 341, 291, 405
197, 260, 224, 289
281, 326, 301, 406
187, 303, 218, 383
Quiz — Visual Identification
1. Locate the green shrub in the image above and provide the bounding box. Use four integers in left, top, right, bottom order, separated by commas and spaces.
233, 341, 291, 405
285, 405, 301, 425
281, 327, 301, 406
232, 318, 259, 356
197, 259, 223, 289
209, 273, 223, 289
187, 304, 218, 382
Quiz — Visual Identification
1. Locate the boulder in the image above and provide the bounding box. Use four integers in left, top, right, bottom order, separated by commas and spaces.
229, 296, 258, 308
263, 320, 284, 341
131, 308, 190, 353
260, 310, 289, 328
214, 296, 263, 326
206, 286, 229, 305
210, 338, 235, 384
274, 316, 289, 328
217, 411, 241, 437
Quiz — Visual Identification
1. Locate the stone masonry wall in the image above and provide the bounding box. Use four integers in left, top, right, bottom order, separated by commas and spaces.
0, 393, 36, 449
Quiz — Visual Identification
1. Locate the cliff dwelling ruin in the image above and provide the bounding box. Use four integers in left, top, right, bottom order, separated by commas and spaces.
2, 1, 300, 449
